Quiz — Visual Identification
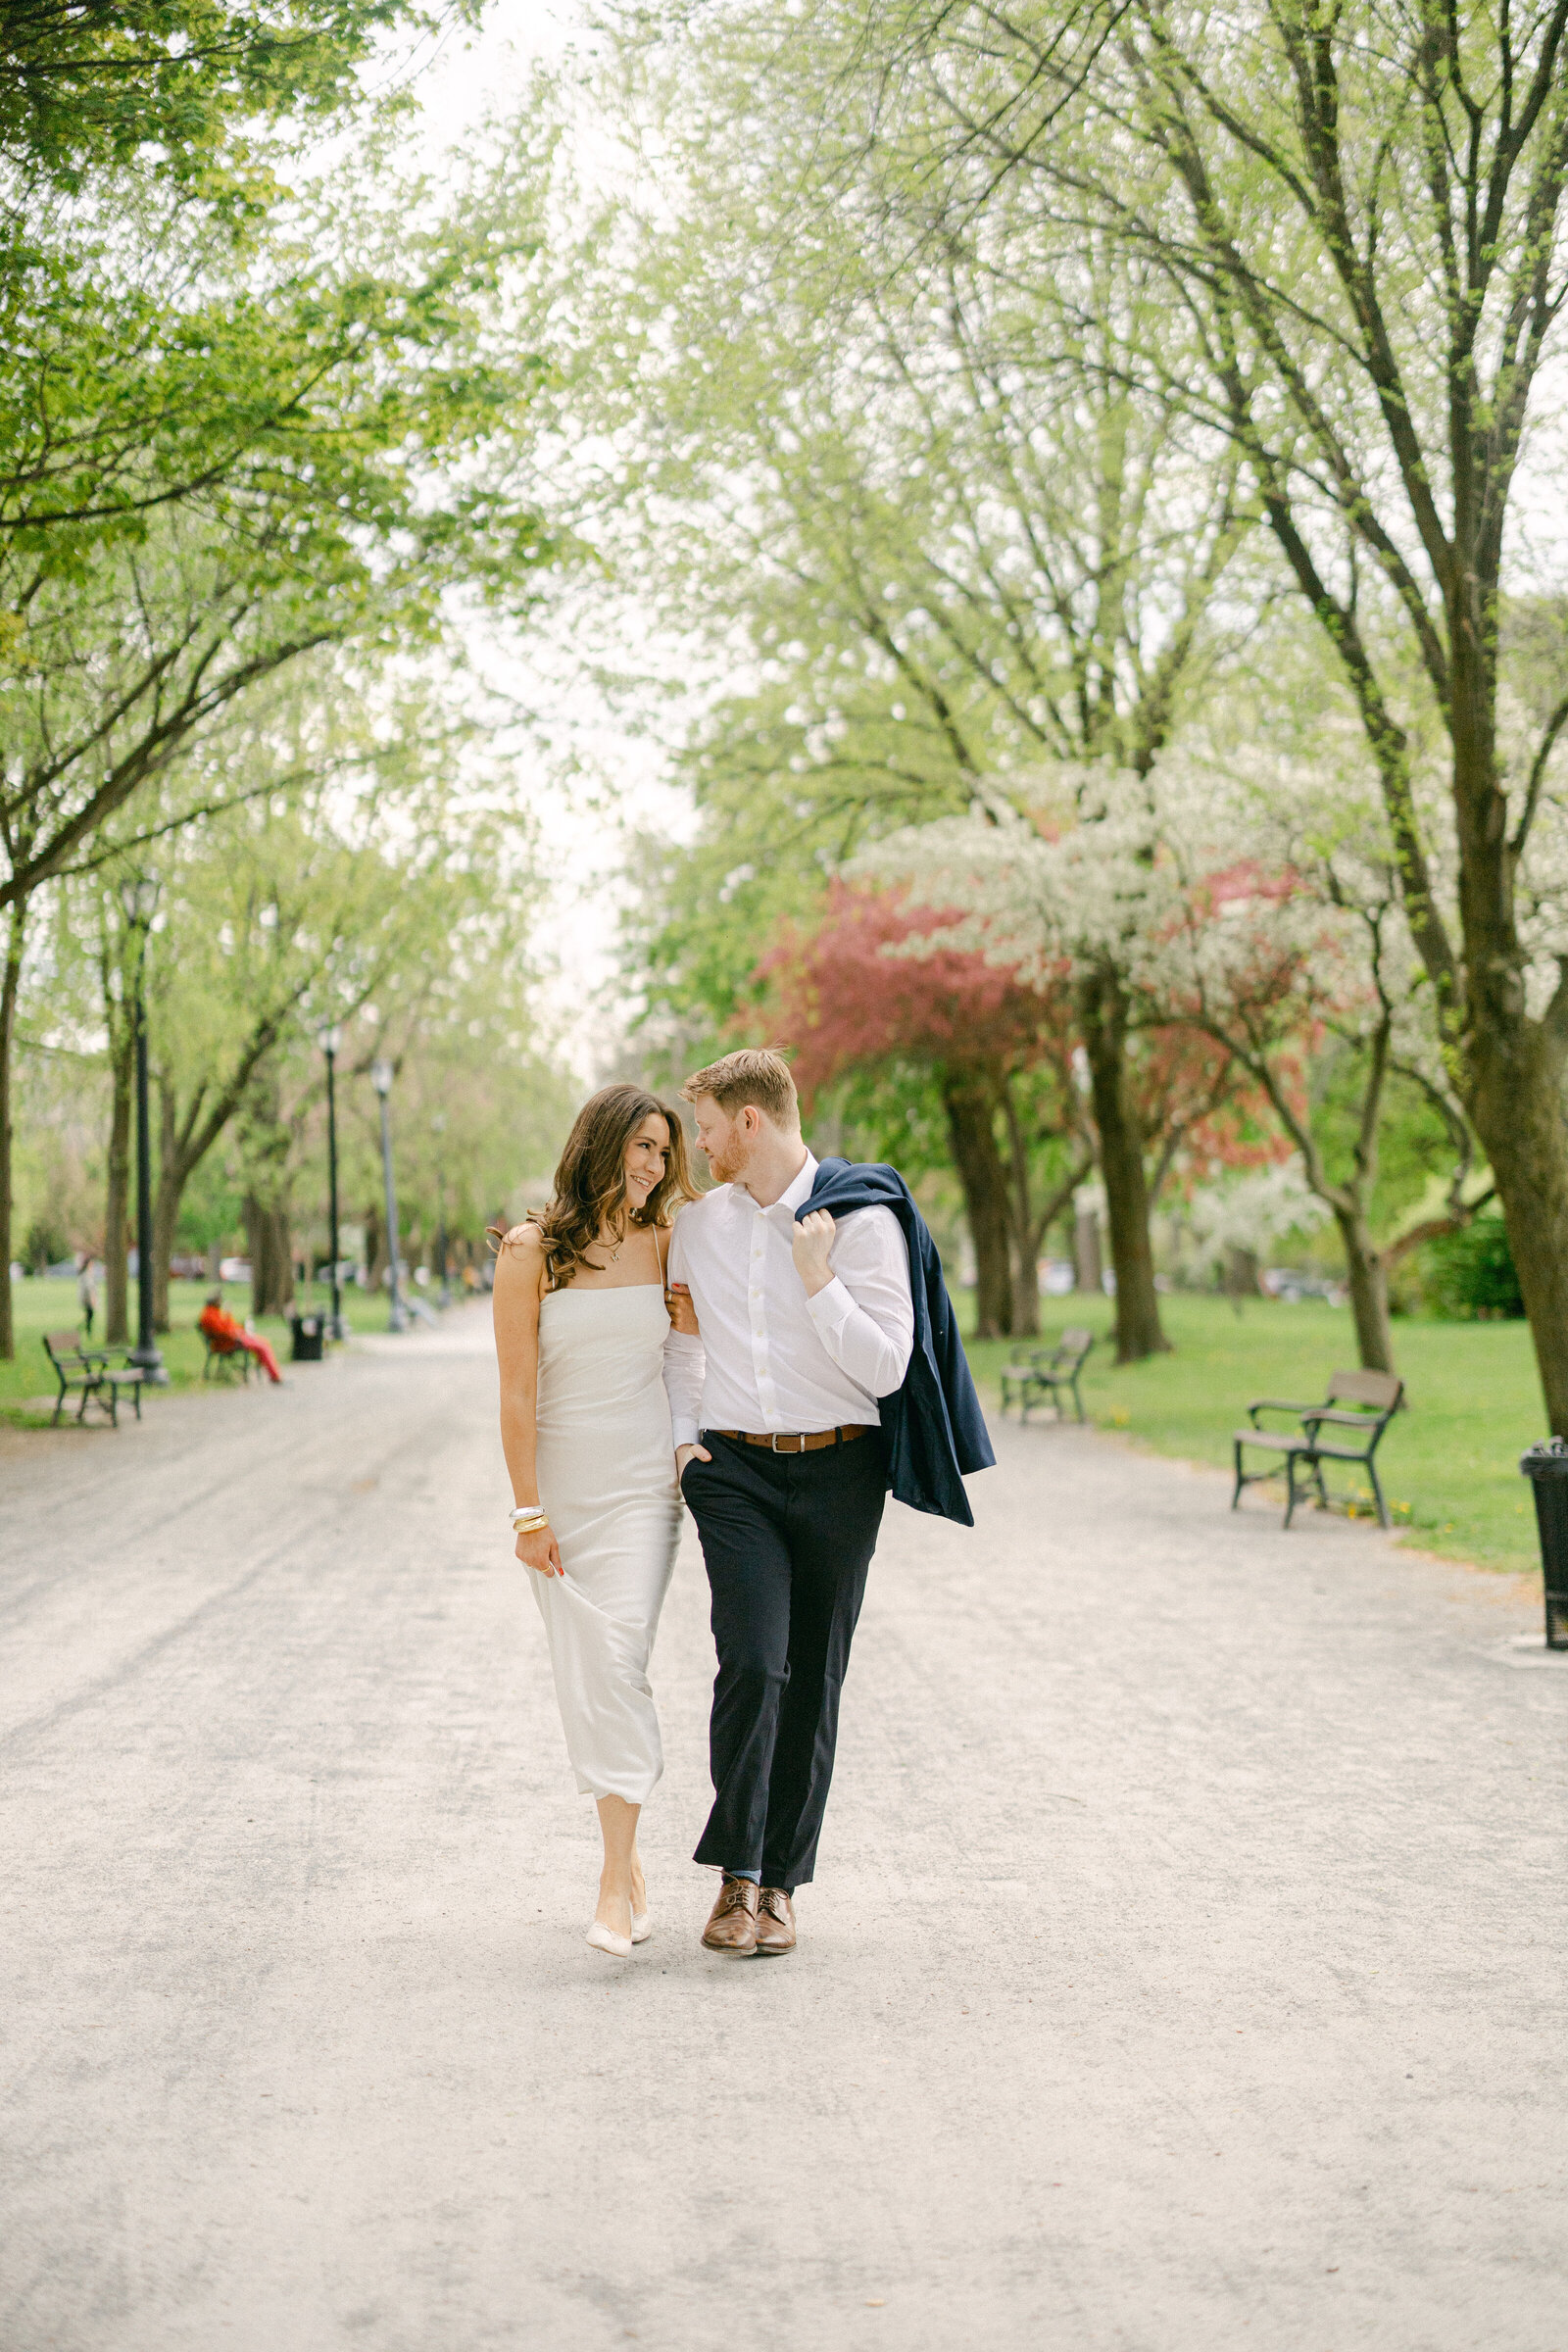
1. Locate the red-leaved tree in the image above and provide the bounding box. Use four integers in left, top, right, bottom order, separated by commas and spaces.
760, 883, 1094, 1336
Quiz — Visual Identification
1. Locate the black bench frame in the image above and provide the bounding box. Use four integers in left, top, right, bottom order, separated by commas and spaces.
1232, 1369, 1404, 1529
1000, 1328, 1095, 1424
202, 1328, 254, 1384
42, 1331, 147, 1428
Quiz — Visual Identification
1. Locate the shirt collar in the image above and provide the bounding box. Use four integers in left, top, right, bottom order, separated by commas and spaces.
745, 1148, 817, 1220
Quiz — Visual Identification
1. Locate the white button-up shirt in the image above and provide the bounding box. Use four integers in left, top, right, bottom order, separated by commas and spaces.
662, 1151, 914, 1448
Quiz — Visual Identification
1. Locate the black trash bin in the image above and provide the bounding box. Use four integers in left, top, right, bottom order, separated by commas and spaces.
290, 1313, 325, 1364
1518, 1438, 1568, 1649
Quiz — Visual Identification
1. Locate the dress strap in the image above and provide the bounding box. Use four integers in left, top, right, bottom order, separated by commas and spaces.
655, 1221, 671, 1305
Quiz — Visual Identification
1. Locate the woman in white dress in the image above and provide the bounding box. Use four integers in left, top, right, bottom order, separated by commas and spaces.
492, 1086, 701, 1959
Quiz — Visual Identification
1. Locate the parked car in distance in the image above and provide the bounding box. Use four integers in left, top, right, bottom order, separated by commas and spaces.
1261, 1266, 1346, 1306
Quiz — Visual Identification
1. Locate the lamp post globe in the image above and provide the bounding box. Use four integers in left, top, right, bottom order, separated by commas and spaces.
318, 1025, 345, 1342
118, 878, 168, 1384
369, 1058, 408, 1333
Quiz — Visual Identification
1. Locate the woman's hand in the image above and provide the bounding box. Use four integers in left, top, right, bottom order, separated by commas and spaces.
515, 1523, 564, 1578
666, 1280, 700, 1337
791, 1207, 837, 1297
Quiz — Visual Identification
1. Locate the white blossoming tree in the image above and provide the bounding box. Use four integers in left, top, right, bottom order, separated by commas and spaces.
1172, 1166, 1330, 1297
859, 750, 1482, 1372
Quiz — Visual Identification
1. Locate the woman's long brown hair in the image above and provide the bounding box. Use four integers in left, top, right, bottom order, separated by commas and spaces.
493, 1085, 698, 1292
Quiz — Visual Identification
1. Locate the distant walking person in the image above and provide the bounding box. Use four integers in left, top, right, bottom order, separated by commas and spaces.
76, 1255, 98, 1339
662, 1049, 994, 1960
492, 1086, 700, 1960
198, 1292, 284, 1385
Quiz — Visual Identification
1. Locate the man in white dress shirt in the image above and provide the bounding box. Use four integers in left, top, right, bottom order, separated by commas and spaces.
662, 1048, 914, 1957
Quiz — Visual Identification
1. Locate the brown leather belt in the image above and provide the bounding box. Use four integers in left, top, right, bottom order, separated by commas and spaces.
708, 1424, 875, 1454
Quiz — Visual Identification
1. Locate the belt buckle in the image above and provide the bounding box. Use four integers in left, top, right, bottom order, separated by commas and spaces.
770, 1431, 797, 1454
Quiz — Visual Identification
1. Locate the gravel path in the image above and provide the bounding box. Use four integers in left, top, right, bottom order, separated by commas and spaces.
2, 1303, 1564, 2352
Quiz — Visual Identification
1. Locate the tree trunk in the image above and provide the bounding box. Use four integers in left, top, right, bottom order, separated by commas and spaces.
0, 900, 24, 1361
270, 1207, 294, 1313
1225, 1246, 1261, 1305
151, 1178, 180, 1333
940, 1067, 1012, 1339
1078, 961, 1169, 1361
1461, 1009, 1568, 1431
1330, 1205, 1396, 1376
1073, 1200, 1102, 1294
152, 1078, 178, 1333
994, 1077, 1047, 1339
104, 1018, 133, 1348
1008, 1241, 1040, 1338
244, 1196, 294, 1317
1440, 613, 1568, 1429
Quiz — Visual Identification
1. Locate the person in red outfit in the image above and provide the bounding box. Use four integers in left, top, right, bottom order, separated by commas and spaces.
198, 1292, 284, 1385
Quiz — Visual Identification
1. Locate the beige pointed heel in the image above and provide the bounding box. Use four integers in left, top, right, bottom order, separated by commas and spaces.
586, 1920, 632, 1959
630, 1909, 652, 1944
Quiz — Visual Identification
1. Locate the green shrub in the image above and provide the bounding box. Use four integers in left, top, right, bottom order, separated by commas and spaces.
1422, 1216, 1524, 1319
23, 1218, 69, 1273
1385, 1252, 1426, 1318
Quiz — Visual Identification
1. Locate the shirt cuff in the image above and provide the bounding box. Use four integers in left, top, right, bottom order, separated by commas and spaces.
671, 1414, 701, 1449
805, 1274, 855, 1335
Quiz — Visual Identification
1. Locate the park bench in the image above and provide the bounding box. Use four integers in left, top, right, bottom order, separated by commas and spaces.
1000, 1328, 1095, 1424
1232, 1369, 1404, 1530
202, 1326, 253, 1383
41, 1332, 148, 1428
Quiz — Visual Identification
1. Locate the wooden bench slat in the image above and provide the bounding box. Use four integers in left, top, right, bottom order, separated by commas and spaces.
1233, 1366, 1404, 1529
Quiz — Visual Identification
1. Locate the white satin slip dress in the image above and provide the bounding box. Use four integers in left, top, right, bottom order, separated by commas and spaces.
531, 1283, 683, 1804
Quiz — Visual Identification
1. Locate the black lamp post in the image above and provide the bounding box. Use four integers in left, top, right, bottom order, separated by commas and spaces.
431, 1110, 451, 1307
370, 1057, 409, 1334
119, 877, 169, 1384
318, 1024, 344, 1341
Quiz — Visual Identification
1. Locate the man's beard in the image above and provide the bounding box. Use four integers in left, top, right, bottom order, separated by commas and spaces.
704, 1137, 746, 1188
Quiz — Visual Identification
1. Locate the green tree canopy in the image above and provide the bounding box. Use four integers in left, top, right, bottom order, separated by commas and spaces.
0, 1, 472, 189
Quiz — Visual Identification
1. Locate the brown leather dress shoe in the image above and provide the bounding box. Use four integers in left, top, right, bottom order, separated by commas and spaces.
754, 1886, 796, 1955
701, 1876, 760, 1954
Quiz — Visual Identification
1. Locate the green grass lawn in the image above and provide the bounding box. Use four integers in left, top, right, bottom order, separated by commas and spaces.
963, 1292, 1546, 1577
1, 1274, 441, 1419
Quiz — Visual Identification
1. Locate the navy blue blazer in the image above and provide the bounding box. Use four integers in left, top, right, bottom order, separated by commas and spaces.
801, 1157, 995, 1526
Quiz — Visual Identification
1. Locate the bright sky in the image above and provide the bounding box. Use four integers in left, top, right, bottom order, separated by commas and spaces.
403, 2, 695, 1083
403, 0, 572, 143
